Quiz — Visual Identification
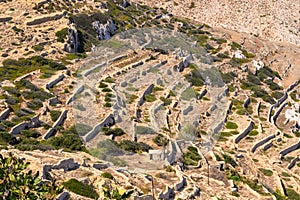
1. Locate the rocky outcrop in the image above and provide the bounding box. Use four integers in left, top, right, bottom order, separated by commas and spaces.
287, 157, 300, 170
279, 141, 300, 158
244, 96, 251, 108
183, 105, 193, 115
0, 107, 11, 121
66, 85, 84, 104
174, 176, 186, 191
9, 115, 41, 135
158, 186, 175, 200
43, 110, 68, 139
134, 195, 153, 200
272, 102, 288, 126
92, 18, 116, 40
251, 134, 276, 153
137, 84, 154, 106
26, 12, 67, 26
64, 23, 83, 53
83, 61, 106, 77
93, 163, 110, 170
52, 158, 79, 171
83, 114, 115, 142
9, 122, 29, 135
0, 17, 12, 23
46, 74, 65, 90
56, 191, 70, 200
235, 121, 255, 144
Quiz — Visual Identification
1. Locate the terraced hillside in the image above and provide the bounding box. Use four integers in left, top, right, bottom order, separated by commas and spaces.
0, 0, 299, 199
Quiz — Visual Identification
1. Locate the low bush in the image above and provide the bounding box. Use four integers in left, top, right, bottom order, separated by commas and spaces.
153, 134, 169, 146
259, 168, 273, 176
225, 121, 238, 129
101, 172, 114, 180
117, 140, 152, 153
63, 179, 99, 199
50, 110, 61, 122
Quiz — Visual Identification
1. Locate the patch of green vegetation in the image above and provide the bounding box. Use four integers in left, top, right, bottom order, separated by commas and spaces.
259, 168, 273, 176
135, 126, 156, 135
281, 172, 291, 177
153, 134, 169, 146
103, 77, 116, 83
286, 188, 300, 200
184, 69, 204, 86
222, 153, 237, 167
181, 88, 197, 101
249, 130, 259, 136
184, 146, 201, 166
63, 179, 99, 199
225, 121, 238, 129
50, 110, 61, 122
102, 127, 125, 136
145, 94, 156, 102
264, 79, 282, 91
244, 179, 269, 195
0, 153, 63, 199
125, 93, 138, 104
32, 44, 44, 52
117, 140, 152, 153
290, 91, 299, 102
20, 130, 41, 139
221, 71, 237, 83
272, 91, 284, 99
230, 42, 241, 50
65, 53, 87, 60
1, 56, 66, 82
55, 27, 68, 43
160, 97, 172, 106
153, 86, 164, 92
247, 73, 261, 85
241, 49, 255, 58
229, 57, 250, 67
102, 88, 112, 93
101, 172, 114, 180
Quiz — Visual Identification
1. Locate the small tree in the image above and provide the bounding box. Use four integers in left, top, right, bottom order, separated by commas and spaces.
0, 153, 63, 199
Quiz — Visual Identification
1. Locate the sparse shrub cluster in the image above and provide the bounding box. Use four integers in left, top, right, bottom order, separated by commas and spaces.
63, 179, 99, 199
183, 146, 201, 166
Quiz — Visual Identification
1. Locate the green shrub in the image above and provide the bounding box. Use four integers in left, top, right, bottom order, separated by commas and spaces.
249, 130, 259, 136
135, 126, 156, 135
272, 91, 284, 99
33, 45, 44, 52
286, 188, 300, 200
117, 140, 152, 153
102, 127, 125, 136
153, 134, 169, 146
50, 110, 61, 122
225, 121, 238, 129
26, 99, 43, 110
0, 153, 63, 199
184, 146, 201, 166
259, 168, 273, 176
222, 154, 237, 167
1, 56, 66, 82
63, 179, 99, 199
65, 53, 87, 60
55, 28, 68, 43
20, 130, 41, 138
101, 172, 114, 180
145, 94, 156, 102
47, 134, 87, 152
99, 82, 108, 88
102, 88, 112, 93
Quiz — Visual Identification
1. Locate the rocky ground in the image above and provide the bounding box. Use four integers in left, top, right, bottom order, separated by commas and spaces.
132, 0, 300, 46
0, 0, 299, 200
